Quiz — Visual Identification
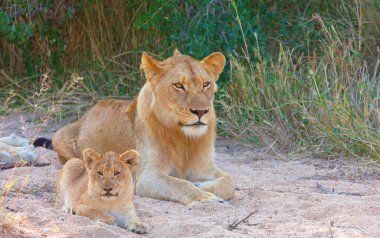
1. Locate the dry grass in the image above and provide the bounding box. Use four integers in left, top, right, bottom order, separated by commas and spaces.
0, 73, 78, 235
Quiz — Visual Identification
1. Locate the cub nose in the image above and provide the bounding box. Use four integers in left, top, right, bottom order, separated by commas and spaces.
103, 187, 113, 192
190, 109, 209, 119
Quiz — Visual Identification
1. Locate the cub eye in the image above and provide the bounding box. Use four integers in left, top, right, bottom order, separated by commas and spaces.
173, 83, 185, 91
114, 171, 121, 176
97, 171, 103, 176
203, 82, 211, 89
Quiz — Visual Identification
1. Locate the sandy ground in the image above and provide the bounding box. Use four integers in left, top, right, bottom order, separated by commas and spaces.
1, 113, 380, 238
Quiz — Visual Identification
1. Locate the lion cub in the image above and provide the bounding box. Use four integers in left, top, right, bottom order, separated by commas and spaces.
56, 148, 149, 234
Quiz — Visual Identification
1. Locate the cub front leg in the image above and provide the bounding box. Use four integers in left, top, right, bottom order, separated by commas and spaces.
121, 208, 149, 234
76, 205, 115, 225
136, 171, 225, 205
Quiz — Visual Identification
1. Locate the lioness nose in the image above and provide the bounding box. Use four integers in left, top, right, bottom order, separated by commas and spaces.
190, 108, 209, 119
103, 187, 113, 192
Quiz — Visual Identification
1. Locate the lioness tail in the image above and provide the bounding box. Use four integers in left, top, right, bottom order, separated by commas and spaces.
33, 137, 53, 150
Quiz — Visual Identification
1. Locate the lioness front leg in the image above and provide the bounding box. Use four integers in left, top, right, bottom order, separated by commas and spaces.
136, 171, 224, 205
190, 165, 235, 200
76, 205, 115, 225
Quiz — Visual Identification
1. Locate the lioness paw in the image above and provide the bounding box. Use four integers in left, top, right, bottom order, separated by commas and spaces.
199, 192, 225, 204
127, 221, 149, 234
193, 181, 214, 190
188, 191, 225, 206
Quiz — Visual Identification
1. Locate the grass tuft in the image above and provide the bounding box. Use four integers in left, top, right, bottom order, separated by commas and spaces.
218, 8, 379, 159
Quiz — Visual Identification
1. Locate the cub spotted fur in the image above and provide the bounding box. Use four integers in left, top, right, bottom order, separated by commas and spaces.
53, 50, 234, 205
56, 148, 148, 234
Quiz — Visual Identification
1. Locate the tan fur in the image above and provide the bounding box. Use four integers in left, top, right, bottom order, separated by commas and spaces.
56, 148, 148, 234
53, 51, 235, 205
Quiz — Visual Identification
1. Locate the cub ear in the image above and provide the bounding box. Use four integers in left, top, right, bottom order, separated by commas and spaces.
141, 52, 162, 82
118, 149, 139, 167
83, 148, 102, 169
202, 52, 226, 80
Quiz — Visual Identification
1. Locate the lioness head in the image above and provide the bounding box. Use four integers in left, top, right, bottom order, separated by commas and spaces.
83, 148, 139, 201
141, 50, 226, 138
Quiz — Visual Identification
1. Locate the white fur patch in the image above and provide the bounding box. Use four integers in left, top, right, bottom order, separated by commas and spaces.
0, 133, 29, 147
181, 125, 208, 138
0, 134, 36, 163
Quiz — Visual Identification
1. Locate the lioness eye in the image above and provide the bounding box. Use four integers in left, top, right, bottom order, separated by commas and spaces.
173, 83, 185, 91
114, 171, 121, 176
203, 82, 211, 89
97, 171, 103, 176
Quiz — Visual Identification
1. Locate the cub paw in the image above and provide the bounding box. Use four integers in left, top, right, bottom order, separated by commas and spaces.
62, 206, 74, 215
127, 220, 149, 234
97, 215, 115, 225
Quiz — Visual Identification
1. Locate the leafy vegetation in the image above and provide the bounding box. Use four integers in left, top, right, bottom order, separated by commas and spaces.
0, 0, 379, 159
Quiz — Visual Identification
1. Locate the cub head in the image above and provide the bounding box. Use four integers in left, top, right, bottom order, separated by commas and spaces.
141, 50, 226, 138
83, 148, 139, 201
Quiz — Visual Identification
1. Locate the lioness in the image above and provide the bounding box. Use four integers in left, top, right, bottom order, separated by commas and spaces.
56, 148, 148, 234
52, 50, 234, 205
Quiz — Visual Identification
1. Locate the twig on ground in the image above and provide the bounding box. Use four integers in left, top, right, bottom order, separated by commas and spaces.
316, 182, 362, 196
228, 210, 259, 231
5, 206, 17, 212
329, 220, 334, 237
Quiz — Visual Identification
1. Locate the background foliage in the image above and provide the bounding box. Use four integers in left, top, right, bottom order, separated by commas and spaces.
0, 0, 379, 159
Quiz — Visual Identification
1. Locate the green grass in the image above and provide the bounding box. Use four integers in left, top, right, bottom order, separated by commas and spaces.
218, 48, 379, 158
218, 10, 379, 159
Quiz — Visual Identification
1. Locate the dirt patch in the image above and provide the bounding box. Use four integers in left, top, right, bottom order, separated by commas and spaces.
1, 113, 380, 237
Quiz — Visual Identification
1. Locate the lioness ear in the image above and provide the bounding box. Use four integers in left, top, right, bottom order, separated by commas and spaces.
202, 52, 226, 80
173, 48, 181, 56
141, 52, 162, 81
118, 149, 139, 167
83, 148, 102, 169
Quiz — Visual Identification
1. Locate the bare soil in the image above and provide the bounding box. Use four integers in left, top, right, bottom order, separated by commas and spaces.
1, 113, 380, 238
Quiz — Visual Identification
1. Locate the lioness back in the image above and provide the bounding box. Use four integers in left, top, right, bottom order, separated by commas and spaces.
74, 99, 136, 158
